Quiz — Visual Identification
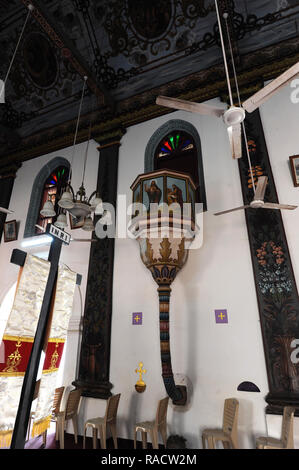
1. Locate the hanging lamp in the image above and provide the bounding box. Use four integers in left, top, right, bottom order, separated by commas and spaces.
54, 212, 68, 229
82, 214, 94, 231
57, 77, 98, 226
40, 198, 56, 217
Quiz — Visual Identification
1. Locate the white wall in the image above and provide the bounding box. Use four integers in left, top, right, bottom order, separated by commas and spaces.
1, 84, 298, 448
0, 139, 98, 396
105, 99, 270, 449
105, 90, 299, 448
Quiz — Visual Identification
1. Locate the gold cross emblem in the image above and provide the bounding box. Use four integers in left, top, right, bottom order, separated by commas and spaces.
135, 362, 147, 385
50, 342, 59, 370
3, 339, 22, 373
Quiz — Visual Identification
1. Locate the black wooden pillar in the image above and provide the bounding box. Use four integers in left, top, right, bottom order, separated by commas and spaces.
0, 164, 21, 243
10, 227, 82, 448
238, 109, 299, 415
73, 128, 126, 398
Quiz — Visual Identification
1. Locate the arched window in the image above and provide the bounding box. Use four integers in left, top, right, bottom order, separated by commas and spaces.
36, 165, 69, 234
145, 120, 207, 209
24, 157, 70, 238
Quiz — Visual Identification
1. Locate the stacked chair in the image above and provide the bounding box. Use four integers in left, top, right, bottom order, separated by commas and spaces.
83, 393, 121, 449
56, 388, 82, 449
27, 384, 65, 446
43, 385, 65, 446
133, 396, 169, 450
256, 406, 295, 449
202, 398, 239, 449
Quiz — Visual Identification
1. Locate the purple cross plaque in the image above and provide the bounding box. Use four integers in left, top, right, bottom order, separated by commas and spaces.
215, 309, 228, 324
132, 312, 142, 325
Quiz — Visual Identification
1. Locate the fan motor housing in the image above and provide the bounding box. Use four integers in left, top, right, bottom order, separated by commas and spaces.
250, 200, 264, 209
223, 106, 245, 127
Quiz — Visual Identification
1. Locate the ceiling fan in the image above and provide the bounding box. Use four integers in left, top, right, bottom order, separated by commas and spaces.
156, 0, 299, 160
214, 176, 297, 216
0, 207, 14, 214
35, 224, 97, 242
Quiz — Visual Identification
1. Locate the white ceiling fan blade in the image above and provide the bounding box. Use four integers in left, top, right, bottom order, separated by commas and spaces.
242, 61, 299, 113
254, 176, 268, 201
214, 205, 250, 216
227, 123, 242, 159
262, 202, 298, 211
156, 96, 225, 118
0, 207, 14, 214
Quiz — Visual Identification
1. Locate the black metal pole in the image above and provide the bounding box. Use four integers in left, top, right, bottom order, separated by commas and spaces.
10, 237, 62, 449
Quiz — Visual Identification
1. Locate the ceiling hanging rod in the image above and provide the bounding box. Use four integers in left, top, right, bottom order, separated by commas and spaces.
0, 4, 34, 102
68, 75, 88, 185
214, 0, 234, 108
81, 119, 92, 188
223, 12, 256, 194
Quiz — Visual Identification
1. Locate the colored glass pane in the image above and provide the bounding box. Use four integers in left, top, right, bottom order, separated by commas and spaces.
159, 133, 194, 157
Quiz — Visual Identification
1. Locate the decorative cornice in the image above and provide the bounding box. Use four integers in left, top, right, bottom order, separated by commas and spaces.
96, 127, 127, 148
97, 141, 121, 151
1, 36, 298, 166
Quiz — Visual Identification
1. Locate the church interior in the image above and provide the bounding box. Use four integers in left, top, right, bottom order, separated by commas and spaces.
1, 0, 299, 451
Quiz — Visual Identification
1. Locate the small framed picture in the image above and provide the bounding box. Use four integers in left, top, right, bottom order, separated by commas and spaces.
4, 220, 17, 242
69, 214, 84, 230
289, 155, 299, 187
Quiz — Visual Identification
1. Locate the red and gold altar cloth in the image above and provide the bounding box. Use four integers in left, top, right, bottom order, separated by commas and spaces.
31, 264, 77, 437
0, 255, 50, 447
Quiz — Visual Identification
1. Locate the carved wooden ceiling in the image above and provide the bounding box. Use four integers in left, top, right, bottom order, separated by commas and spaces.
0, 0, 299, 171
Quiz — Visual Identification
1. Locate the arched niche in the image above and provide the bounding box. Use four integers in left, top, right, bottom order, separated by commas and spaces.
24, 156, 70, 238
144, 119, 207, 210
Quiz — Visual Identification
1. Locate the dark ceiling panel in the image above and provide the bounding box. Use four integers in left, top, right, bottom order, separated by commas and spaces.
0, 0, 298, 163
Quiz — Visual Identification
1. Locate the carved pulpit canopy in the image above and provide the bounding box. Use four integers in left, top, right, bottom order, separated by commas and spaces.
129, 169, 200, 406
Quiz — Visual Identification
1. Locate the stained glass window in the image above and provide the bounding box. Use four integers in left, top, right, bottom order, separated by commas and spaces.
36, 166, 69, 234
157, 132, 194, 158
154, 130, 201, 202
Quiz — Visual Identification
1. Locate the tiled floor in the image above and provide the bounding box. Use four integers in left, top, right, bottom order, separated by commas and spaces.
24, 422, 153, 450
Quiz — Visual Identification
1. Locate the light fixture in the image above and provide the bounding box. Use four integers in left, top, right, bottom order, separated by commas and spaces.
54, 213, 68, 229
40, 198, 56, 217
58, 187, 74, 209
56, 77, 98, 228
82, 215, 94, 231
90, 195, 103, 212
40, 76, 98, 231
